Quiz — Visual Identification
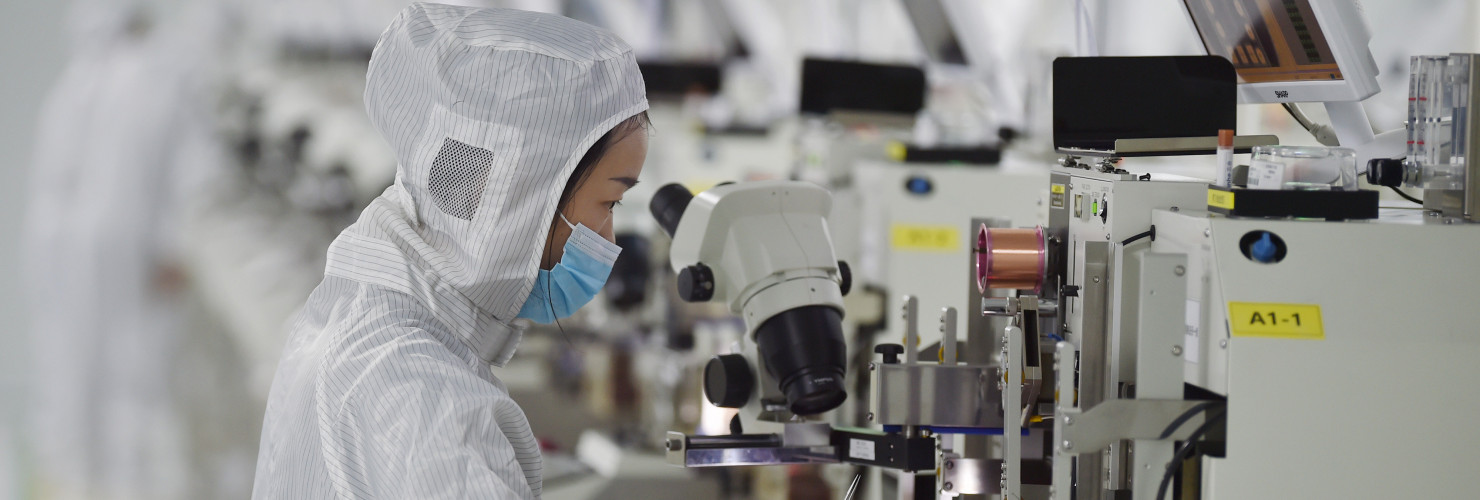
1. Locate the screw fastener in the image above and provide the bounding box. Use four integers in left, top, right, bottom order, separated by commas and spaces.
1171, 345, 1184, 356
1062, 440, 1073, 450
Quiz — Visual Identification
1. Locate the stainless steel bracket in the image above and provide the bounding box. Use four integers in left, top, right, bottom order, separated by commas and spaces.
1056, 399, 1215, 455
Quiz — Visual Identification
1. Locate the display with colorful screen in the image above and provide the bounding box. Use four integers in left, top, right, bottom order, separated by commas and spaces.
1184, 0, 1343, 84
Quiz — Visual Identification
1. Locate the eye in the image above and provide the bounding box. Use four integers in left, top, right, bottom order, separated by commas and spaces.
608, 200, 623, 210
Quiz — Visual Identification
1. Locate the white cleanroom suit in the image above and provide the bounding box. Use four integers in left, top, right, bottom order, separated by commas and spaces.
251, 3, 648, 498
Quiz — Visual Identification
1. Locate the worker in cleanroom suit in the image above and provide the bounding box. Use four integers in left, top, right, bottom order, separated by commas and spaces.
251, 3, 650, 498
24, 1, 214, 498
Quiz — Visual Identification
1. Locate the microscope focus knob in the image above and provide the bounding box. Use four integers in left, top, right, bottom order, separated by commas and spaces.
704, 354, 753, 408
875, 344, 905, 364
837, 261, 852, 296
677, 263, 715, 302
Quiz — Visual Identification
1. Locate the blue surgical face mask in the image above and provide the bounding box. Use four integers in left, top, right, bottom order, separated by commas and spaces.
516, 213, 621, 324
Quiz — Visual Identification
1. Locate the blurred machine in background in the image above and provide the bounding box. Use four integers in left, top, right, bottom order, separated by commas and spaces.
646, 2, 1480, 500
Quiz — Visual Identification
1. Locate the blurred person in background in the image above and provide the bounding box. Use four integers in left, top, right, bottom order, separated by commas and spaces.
21, 0, 568, 497
21, 0, 230, 498
251, 3, 649, 498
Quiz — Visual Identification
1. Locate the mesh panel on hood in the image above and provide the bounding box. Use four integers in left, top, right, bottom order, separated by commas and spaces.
325, 2, 647, 358
428, 138, 493, 220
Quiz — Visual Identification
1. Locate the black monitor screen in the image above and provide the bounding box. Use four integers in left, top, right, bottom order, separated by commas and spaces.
800, 58, 927, 116
1053, 56, 1237, 152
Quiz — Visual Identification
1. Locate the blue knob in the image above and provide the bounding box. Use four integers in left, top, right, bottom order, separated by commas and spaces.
1251, 233, 1278, 263
906, 176, 933, 195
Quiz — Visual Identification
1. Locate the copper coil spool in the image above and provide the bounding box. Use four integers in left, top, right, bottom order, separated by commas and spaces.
975, 225, 1047, 294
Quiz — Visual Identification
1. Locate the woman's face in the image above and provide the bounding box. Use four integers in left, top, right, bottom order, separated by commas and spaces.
540, 129, 647, 269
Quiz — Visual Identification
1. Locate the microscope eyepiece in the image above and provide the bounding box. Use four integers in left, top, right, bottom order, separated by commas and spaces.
650, 183, 693, 238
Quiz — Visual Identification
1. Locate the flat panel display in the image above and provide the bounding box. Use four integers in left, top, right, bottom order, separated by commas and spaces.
1184, 0, 1343, 84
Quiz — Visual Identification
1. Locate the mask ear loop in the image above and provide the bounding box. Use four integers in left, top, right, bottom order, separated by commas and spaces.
545, 212, 580, 351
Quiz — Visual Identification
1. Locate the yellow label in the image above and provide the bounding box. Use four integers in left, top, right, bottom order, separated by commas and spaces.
1227, 302, 1324, 339
1208, 189, 1235, 210
886, 141, 908, 162
891, 224, 960, 252
1051, 184, 1066, 194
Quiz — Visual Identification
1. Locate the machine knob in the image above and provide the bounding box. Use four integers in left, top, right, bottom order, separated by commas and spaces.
875, 344, 905, 364
704, 354, 754, 408
837, 261, 852, 296
1250, 233, 1279, 263
677, 263, 715, 302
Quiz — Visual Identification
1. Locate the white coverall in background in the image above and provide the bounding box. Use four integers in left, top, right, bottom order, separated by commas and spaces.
251, 3, 648, 498
23, 1, 215, 498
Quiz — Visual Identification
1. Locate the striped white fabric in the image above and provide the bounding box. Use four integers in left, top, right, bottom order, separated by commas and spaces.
252, 3, 647, 498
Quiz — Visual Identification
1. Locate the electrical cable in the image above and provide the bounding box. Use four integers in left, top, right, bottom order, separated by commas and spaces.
1281, 102, 1313, 129
1121, 225, 1155, 246
1281, 102, 1340, 147
1156, 407, 1228, 500
1157, 401, 1219, 440
1389, 185, 1424, 205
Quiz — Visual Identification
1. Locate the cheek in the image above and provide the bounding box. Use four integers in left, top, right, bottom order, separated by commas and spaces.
574, 200, 615, 243
574, 199, 611, 231
544, 220, 573, 266
555, 219, 575, 246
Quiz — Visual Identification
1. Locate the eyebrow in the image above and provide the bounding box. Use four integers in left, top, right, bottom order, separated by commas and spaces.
611, 177, 639, 188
